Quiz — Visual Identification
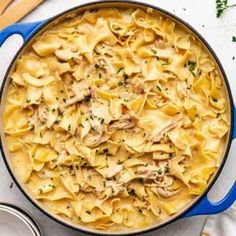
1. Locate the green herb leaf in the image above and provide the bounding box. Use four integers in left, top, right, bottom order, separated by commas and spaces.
150, 48, 157, 54
161, 60, 171, 66
232, 36, 236, 42
216, 0, 236, 17
117, 68, 123, 74
137, 177, 144, 183
187, 60, 196, 76
128, 189, 136, 196
156, 85, 161, 91
103, 148, 109, 153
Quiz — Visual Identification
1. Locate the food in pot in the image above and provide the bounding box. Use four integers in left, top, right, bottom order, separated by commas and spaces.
3, 7, 230, 232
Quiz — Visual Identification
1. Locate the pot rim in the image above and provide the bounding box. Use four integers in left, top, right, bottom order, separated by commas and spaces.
0, 1, 234, 235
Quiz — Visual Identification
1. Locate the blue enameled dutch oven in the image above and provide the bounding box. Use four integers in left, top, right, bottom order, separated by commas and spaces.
0, 1, 235, 235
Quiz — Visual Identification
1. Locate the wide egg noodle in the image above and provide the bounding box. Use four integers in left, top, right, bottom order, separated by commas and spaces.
3, 7, 229, 232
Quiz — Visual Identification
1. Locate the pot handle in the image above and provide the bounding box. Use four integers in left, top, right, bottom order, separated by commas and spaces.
0, 20, 47, 46
183, 182, 236, 217
184, 106, 236, 217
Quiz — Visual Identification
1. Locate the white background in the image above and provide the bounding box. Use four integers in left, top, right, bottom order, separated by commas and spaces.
0, 0, 235, 235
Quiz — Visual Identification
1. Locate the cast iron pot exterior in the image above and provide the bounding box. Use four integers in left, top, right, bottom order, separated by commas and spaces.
0, 1, 235, 235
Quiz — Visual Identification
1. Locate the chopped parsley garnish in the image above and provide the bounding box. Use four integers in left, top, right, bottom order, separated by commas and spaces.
161, 60, 171, 66
118, 75, 128, 86
187, 60, 196, 76
157, 169, 163, 174
68, 124, 71, 131
103, 148, 109, 153
156, 85, 161, 91
99, 73, 102, 79
216, 0, 236, 17
213, 98, 218, 102
63, 98, 66, 103
232, 36, 236, 42
164, 165, 169, 173
58, 111, 64, 117
117, 160, 122, 164
95, 64, 99, 69
137, 177, 144, 183
118, 81, 123, 86
128, 189, 136, 196
150, 48, 157, 54
26, 98, 31, 103
86, 211, 91, 215
169, 153, 175, 158
103, 181, 106, 187
49, 184, 56, 189
117, 68, 123, 74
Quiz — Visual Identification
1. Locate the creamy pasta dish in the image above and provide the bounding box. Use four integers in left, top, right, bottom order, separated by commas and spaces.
3, 7, 230, 232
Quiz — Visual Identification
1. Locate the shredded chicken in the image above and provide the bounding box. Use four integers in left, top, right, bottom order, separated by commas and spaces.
154, 175, 174, 187
55, 48, 82, 61
135, 163, 168, 179
65, 81, 91, 107
155, 38, 165, 49
83, 132, 110, 147
130, 76, 145, 94
177, 81, 187, 98
38, 104, 48, 123
109, 114, 138, 130
54, 150, 68, 166
151, 114, 183, 143
156, 187, 180, 198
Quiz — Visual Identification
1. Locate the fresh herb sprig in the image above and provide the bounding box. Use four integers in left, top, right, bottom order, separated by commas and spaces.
216, 0, 236, 17
187, 60, 196, 76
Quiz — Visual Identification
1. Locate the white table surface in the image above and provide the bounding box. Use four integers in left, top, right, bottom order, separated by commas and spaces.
0, 0, 235, 235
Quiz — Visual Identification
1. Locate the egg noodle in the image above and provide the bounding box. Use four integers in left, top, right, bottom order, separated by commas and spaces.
3, 7, 229, 232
